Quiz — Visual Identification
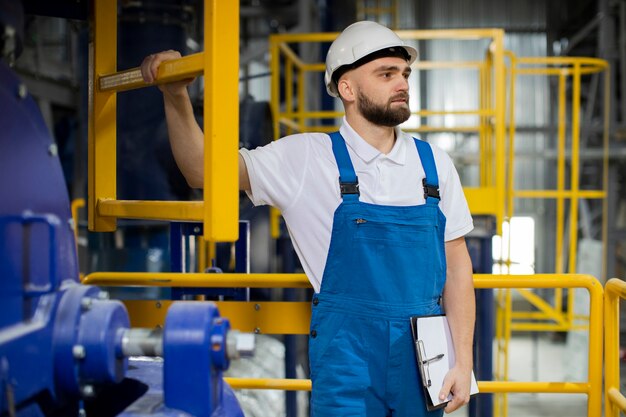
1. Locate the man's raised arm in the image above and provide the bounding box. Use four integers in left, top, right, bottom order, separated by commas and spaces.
140, 51, 250, 191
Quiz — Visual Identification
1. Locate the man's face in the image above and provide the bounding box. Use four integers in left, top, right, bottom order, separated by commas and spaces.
351, 56, 412, 127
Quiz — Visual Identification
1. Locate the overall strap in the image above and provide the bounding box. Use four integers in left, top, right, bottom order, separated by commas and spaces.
329, 131, 360, 202
413, 138, 440, 204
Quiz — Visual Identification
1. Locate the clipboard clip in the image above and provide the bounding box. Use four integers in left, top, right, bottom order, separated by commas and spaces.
416, 339, 445, 388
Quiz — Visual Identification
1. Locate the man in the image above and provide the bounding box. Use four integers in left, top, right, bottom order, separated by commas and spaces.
142, 21, 475, 416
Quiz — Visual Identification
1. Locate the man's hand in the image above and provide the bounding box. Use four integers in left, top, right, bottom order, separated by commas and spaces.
439, 365, 472, 413
140, 50, 194, 97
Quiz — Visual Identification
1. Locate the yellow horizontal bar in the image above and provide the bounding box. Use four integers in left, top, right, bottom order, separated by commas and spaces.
395, 28, 503, 40
97, 199, 204, 221
464, 187, 500, 215
271, 28, 504, 45
414, 61, 484, 70
415, 109, 492, 116
279, 124, 483, 134
225, 377, 311, 391
406, 126, 481, 133
509, 311, 589, 321
478, 381, 589, 394
281, 109, 490, 119
86, 273, 600, 291
510, 323, 588, 332
517, 68, 604, 77
517, 56, 608, 68
222, 378, 589, 394
99, 52, 204, 92
301, 63, 326, 72
83, 272, 311, 288
514, 190, 605, 199
123, 300, 311, 334
608, 387, 626, 411
281, 111, 344, 119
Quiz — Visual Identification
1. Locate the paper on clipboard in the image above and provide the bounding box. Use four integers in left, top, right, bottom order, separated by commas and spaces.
411, 315, 479, 410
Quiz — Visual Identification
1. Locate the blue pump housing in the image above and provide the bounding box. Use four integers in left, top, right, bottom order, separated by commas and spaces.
0, 52, 243, 417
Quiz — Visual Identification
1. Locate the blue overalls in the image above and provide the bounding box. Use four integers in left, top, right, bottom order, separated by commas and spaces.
309, 132, 447, 417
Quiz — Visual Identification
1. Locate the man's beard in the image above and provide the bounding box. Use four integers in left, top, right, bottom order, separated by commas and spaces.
357, 90, 411, 127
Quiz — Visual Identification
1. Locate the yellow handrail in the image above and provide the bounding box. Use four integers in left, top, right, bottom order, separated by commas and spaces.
605, 278, 626, 417
83, 272, 604, 416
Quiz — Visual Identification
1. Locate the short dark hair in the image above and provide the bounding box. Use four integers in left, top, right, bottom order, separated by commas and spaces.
331, 46, 411, 88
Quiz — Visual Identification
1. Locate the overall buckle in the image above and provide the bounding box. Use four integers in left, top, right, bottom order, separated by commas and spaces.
422, 178, 440, 200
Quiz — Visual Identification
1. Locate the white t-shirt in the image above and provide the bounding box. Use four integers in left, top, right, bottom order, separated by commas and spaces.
240, 119, 474, 292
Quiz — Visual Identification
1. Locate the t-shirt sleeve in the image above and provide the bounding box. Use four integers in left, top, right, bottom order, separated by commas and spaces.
434, 147, 474, 241
239, 135, 309, 211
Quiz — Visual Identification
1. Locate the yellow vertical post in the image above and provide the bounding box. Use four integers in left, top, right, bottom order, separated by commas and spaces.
566, 64, 581, 327
587, 278, 604, 417
286, 59, 294, 135
555, 73, 566, 276
554, 73, 567, 313
605, 279, 622, 417
505, 52, 516, 224
601, 69, 610, 281
298, 69, 305, 132
270, 38, 280, 140
203, 0, 239, 241
89, 0, 118, 232
568, 64, 581, 273
493, 30, 506, 234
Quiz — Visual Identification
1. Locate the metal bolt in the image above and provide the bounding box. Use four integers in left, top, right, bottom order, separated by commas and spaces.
17, 83, 27, 99
97, 291, 109, 300
254, 327, 261, 334
47, 143, 58, 156
254, 304, 261, 311
72, 345, 86, 359
155, 301, 162, 309
193, 226, 200, 234
81, 385, 95, 398
80, 297, 93, 311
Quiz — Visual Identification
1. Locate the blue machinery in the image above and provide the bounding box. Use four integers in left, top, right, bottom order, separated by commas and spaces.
0, 29, 247, 417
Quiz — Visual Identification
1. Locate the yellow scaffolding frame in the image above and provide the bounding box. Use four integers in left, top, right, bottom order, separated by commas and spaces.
83, 272, 604, 417
605, 278, 626, 417
269, 28, 507, 238
493, 54, 609, 417
88, 0, 239, 242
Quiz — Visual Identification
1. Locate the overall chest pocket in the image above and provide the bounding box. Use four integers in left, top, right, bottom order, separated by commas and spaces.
353, 218, 434, 247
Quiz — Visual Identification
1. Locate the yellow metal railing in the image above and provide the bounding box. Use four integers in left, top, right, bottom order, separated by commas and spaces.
605, 278, 626, 417
83, 272, 604, 417
506, 56, 609, 279
269, 28, 507, 238
493, 55, 609, 417
88, 0, 239, 242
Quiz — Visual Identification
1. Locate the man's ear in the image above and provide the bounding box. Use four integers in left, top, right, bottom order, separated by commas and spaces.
337, 78, 355, 102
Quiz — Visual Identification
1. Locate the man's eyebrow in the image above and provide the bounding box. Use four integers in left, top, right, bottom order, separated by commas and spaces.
373, 65, 412, 74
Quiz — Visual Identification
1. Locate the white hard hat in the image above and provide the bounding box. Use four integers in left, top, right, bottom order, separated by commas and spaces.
324, 21, 418, 97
